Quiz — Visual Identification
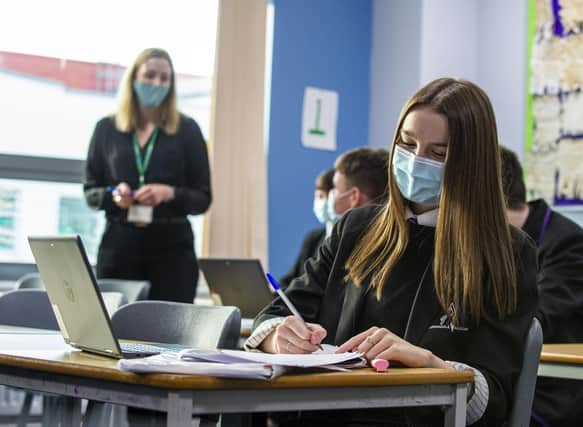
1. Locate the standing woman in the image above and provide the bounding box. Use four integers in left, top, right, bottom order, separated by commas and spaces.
84, 48, 211, 303
246, 78, 538, 426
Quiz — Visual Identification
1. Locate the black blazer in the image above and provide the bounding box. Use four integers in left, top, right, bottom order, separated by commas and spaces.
279, 227, 326, 289
255, 205, 538, 426
525, 199, 583, 425
83, 115, 211, 221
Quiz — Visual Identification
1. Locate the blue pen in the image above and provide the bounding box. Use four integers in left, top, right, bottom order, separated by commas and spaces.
265, 273, 323, 350
106, 186, 135, 197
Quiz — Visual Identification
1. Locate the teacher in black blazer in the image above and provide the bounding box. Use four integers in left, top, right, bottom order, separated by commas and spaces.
246, 78, 538, 426
84, 48, 211, 303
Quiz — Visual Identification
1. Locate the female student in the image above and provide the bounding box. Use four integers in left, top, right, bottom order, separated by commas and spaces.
246, 78, 538, 426
84, 48, 211, 303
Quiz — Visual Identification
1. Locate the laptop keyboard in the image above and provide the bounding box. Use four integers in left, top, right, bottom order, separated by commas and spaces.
120, 342, 190, 355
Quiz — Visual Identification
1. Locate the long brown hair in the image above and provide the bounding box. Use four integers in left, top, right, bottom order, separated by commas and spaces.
346, 78, 516, 323
115, 48, 180, 134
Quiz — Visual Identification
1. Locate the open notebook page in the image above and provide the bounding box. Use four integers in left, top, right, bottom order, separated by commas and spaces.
180, 345, 363, 368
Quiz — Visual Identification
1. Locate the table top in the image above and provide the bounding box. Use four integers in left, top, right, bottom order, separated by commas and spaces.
0, 333, 473, 391
541, 344, 583, 365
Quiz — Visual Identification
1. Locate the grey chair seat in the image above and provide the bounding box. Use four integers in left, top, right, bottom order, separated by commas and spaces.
0, 289, 58, 330
96, 279, 151, 305
509, 317, 543, 427
111, 301, 241, 350
0, 290, 61, 426
15, 273, 44, 290
85, 302, 241, 427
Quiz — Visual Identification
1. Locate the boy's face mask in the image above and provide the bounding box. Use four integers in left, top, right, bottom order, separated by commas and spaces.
313, 197, 329, 224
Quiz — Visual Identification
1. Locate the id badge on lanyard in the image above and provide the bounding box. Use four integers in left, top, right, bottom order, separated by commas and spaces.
128, 129, 158, 226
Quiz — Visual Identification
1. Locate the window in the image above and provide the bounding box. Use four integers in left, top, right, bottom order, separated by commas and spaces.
0, 0, 218, 268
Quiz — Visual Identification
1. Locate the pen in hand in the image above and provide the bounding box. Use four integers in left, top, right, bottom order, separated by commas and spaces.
106, 186, 135, 197
265, 273, 324, 351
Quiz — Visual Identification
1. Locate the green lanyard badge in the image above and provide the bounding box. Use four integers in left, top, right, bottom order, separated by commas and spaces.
132, 128, 159, 188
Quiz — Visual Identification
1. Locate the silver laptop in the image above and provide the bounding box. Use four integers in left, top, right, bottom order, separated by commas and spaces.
198, 258, 274, 318
27, 235, 188, 359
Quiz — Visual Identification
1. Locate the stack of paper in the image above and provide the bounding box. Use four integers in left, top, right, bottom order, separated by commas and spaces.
118, 345, 365, 380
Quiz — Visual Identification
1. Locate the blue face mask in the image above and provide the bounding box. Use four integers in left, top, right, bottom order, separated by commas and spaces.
133, 81, 170, 108
313, 197, 329, 224
326, 190, 339, 223
326, 188, 352, 223
392, 144, 445, 205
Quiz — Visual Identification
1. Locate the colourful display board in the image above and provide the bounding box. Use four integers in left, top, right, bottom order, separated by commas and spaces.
527, 0, 583, 206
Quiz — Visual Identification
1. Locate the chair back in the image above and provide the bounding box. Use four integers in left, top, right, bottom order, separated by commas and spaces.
101, 292, 128, 316
0, 289, 59, 330
96, 279, 151, 304
111, 301, 241, 349
16, 273, 44, 289
509, 317, 543, 427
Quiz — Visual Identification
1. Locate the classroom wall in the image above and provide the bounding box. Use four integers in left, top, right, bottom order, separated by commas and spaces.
369, 0, 528, 160
476, 0, 528, 160
419, 0, 478, 84
369, 0, 422, 149
267, 0, 372, 278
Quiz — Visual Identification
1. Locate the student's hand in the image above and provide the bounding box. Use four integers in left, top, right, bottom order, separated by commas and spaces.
112, 182, 134, 209
133, 184, 175, 206
337, 326, 449, 369
261, 316, 327, 354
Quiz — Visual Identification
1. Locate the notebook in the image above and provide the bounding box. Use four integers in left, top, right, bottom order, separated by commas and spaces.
198, 258, 274, 318
119, 345, 367, 380
27, 235, 188, 359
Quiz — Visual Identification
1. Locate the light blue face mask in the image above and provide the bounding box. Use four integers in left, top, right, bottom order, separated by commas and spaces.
313, 197, 329, 224
326, 190, 339, 223
392, 144, 445, 205
326, 188, 352, 223
133, 81, 170, 109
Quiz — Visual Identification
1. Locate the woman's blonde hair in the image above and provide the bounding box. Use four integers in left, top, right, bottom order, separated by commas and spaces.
345, 78, 516, 324
115, 48, 180, 134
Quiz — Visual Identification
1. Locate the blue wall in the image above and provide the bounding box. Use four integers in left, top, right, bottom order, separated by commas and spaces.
268, 0, 372, 277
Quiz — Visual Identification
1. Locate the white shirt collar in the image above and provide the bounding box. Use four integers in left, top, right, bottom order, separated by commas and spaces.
405, 206, 439, 227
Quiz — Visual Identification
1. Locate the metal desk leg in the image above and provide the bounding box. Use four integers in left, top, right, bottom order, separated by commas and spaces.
167, 391, 191, 427
62, 397, 81, 427
444, 383, 467, 427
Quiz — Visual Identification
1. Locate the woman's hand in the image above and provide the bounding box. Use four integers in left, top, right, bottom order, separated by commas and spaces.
337, 326, 449, 369
134, 184, 174, 206
112, 182, 134, 209
260, 316, 327, 354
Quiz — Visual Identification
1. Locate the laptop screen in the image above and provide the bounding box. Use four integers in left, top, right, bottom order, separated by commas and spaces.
198, 258, 274, 318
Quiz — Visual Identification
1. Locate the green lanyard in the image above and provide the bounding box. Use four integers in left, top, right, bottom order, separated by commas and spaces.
132, 128, 159, 188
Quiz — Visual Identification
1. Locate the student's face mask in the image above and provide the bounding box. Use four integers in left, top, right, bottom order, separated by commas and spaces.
326, 188, 352, 223
313, 197, 329, 224
133, 80, 170, 108
326, 190, 339, 223
392, 144, 445, 205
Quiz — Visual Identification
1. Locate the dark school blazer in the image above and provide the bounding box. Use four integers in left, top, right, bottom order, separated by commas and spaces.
254, 205, 538, 426
279, 227, 326, 289
525, 199, 583, 425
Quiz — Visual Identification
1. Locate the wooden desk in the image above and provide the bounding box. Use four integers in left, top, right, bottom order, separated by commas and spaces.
0, 334, 473, 427
538, 344, 583, 380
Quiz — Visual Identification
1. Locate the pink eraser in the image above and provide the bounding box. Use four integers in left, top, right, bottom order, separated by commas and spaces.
372, 358, 389, 372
